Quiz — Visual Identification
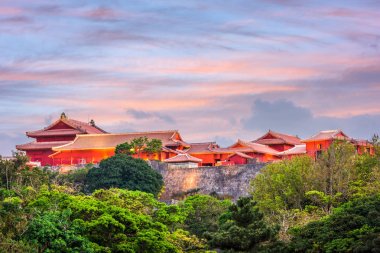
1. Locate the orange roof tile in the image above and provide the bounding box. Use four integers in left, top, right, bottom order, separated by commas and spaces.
228, 152, 254, 159
212, 139, 279, 155
277, 144, 306, 156
16, 141, 71, 151
185, 142, 219, 154
164, 153, 202, 163
302, 130, 350, 142
27, 117, 107, 137
53, 130, 187, 151
253, 130, 302, 145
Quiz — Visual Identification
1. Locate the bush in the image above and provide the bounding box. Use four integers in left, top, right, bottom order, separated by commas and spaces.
85, 154, 164, 196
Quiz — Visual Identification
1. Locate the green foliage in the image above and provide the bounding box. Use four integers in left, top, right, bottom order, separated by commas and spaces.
85, 154, 164, 196
55, 166, 91, 192
115, 137, 163, 158
251, 141, 380, 240
1, 186, 208, 252
207, 197, 278, 252
145, 138, 163, 156
167, 229, 207, 252
0, 154, 53, 204
182, 194, 231, 238
289, 194, 380, 253
1, 139, 380, 253
24, 209, 96, 252
252, 155, 314, 213
115, 141, 135, 155
313, 141, 357, 210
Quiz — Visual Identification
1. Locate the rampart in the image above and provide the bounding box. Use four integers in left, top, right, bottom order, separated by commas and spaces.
150, 161, 265, 201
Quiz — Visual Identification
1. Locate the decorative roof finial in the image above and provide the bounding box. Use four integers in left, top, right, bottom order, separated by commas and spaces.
89, 119, 95, 126
60, 112, 67, 120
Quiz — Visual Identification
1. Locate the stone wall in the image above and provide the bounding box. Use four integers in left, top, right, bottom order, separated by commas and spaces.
149, 161, 265, 201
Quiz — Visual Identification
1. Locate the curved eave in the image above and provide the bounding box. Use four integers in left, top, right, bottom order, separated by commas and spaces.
26, 132, 81, 138
52, 147, 116, 151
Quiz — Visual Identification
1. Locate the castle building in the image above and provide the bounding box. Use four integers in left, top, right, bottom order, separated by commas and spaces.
302, 129, 374, 158
16, 114, 375, 167
252, 130, 302, 151
49, 130, 189, 165
16, 113, 107, 166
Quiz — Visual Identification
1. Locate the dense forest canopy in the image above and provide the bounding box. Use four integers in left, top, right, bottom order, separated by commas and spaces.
1, 140, 380, 252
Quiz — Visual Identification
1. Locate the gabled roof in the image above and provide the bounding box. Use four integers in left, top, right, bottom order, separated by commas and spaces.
253, 130, 302, 145
351, 139, 373, 147
16, 141, 71, 151
164, 153, 202, 163
302, 130, 350, 143
277, 144, 306, 156
228, 152, 254, 159
26, 114, 107, 138
185, 142, 219, 154
52, 130, 188, 151
213, 139, 279, 155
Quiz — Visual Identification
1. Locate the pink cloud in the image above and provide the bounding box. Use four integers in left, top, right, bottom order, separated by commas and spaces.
0, 6, 23, 15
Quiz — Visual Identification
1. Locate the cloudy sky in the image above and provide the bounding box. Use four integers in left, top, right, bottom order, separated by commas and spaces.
1, 0, 380, 155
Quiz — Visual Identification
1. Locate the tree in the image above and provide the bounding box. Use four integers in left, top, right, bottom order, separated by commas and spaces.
252, 155, 315, 213
131, 137, 148, 158
85, 154, 164, 196
313, 141, 357, 212
115, 141, 135, 155
22, 187, 203, 253
181, 195, 231, 238
115, 137, 163, 159
145, 139, 164, 159
0, 154, 49, 193
207, 197, 278, 252
289, 194, 380, 253
251, 156, 318, 239
24, 209, 96, 252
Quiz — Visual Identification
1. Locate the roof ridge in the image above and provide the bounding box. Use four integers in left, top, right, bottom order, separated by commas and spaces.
189, 142, 215, 144
320, 129, 339, 133
72, 130, 179, 137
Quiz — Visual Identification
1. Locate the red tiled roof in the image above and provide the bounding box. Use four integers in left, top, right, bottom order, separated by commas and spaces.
302, 130, 350, 142
351, 139, 373, 147
253, 130, 302, 145
162, 147, 180, 154
277, 144, 306, 156
228, 152, 254, 159
16, 141, 71, 151
27, 118, 107, 137
185, 142, 219, 154
53, 130, 186, 151
27, 129, 84, 137
213, 139, 279, 155
164, 153, 202, 163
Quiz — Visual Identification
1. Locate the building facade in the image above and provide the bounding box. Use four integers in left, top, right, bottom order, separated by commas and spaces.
16, 113, 107, 166
16, 114, 375, 167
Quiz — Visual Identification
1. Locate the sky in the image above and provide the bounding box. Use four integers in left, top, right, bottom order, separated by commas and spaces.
1, 0, 380, 155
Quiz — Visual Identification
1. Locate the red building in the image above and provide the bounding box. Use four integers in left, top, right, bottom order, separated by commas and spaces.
252, 130, 302, 151
222, 139, 280, 164
16, 113, 107, 166
184, 139, 281, 166
16, 113, 375, 168
276, 144, 306, 159
302, 129, 374, 158
184, 142, 220, 166
49, 130, 189, 165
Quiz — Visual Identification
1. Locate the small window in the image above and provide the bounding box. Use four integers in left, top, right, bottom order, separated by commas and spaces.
317, 144, 323, 150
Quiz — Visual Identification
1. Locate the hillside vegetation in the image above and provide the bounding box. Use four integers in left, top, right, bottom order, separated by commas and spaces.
1, 140, 379, 252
